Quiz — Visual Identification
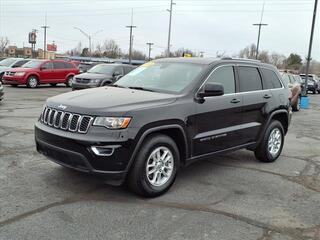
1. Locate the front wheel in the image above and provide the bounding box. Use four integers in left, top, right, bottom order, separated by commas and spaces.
27, 76, 38, 88
254, 120, 284, 163
127, 134, 180, 197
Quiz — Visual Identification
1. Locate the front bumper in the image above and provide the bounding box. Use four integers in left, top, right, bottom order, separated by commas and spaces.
35, 122, 134, 185
2, 76, 26, 85
72, 82, 100, 90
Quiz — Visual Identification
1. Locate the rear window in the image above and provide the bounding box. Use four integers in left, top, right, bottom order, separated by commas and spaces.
238, 66, 263, 92
53, 62, 66, 69
64, 62, 75, 69
261, 68, 282, 89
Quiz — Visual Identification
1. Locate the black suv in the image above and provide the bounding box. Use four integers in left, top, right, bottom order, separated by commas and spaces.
72, 63, 136, 90
35, 58, 291, 197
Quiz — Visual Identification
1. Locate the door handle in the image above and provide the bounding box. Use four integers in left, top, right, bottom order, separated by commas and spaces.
263, 94, 272, 99
230, 98, 241, 104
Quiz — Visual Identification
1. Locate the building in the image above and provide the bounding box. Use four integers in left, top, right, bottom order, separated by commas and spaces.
5, 46, 55, 59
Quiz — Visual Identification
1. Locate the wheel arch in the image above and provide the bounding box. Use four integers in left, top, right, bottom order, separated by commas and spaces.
26, 74, 40, 84
125, 124, 189, 173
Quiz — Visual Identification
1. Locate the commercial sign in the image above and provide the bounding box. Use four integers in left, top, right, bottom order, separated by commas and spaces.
47, 43, 57, 52
28, 32, 37, 44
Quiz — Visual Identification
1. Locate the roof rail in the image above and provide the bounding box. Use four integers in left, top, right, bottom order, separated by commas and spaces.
221, 57, 261, 63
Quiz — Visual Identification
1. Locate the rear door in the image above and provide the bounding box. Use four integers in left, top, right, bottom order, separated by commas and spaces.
194, 65, 244, 156
237, 65, 272, 143
52, 61, 67, 82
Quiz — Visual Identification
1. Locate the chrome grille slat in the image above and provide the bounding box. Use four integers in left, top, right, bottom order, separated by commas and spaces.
40, 107, 93, 134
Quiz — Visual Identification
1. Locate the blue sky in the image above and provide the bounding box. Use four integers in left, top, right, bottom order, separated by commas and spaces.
0, 0, 318, 59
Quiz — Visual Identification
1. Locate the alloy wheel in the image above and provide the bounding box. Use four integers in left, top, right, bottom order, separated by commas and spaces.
146, 146, 174, 187
268, 128, 282, 157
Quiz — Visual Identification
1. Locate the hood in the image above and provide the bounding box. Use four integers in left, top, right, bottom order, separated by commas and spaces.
0, 66, 10, 73
75, 72, 112, 80
46, 86, 177, 115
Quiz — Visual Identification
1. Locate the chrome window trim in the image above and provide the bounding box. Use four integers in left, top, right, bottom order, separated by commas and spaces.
196, 64, 285, 100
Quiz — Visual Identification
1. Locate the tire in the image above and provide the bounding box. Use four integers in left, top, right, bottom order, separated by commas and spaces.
292, 96, 300, 112
254, 120, 284, 163
313, 89, 316, 94
65, 76, 74, 87
50, 83, 57, 87
27, 76, 38, 88
127, 134, 180, 197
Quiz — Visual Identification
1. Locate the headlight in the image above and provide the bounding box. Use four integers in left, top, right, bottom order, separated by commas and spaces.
15, 72, 25, 76
93, 117, 131, 129
91, 79, 101, 83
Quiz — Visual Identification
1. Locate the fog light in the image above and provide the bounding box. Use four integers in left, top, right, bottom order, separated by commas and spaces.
91, 146, 114, 156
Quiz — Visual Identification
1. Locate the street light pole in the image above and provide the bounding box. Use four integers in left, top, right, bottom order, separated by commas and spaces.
166, 0, 175, 57
303, 0, 318, 96
146, 42, 154, 60
74, 27, 102, 56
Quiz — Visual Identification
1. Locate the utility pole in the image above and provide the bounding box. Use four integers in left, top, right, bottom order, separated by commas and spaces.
253, 1, 267, 59
41, 13, 49, 59
166, 0, 175, 57
303, 0, 318, 96
126, 9, 136, 64
74, 27, 102, 56
146, 42, 154, 60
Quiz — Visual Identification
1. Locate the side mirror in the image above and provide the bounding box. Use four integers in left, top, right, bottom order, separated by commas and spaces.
198, 83, 224, 98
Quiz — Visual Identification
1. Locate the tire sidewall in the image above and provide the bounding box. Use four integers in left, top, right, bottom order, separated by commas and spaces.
66, 76, 73, 87
135, 135, 180, 196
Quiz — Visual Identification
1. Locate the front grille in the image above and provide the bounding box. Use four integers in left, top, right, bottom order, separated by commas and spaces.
75, 78, 91, 83
5, 71, 15, 76
40, 107, 93, 134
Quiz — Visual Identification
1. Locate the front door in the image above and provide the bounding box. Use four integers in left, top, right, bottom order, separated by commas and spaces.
193, 65, 243, 156
39, 62, 53, 83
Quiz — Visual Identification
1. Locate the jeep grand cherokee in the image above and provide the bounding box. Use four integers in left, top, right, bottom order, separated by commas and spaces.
35, 58, 291, 197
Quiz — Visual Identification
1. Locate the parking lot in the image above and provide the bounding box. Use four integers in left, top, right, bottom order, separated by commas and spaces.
0, 85, 319, 240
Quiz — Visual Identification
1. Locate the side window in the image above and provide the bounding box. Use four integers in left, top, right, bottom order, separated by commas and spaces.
64, 62, 74, 69
53, 62, 66, 69
261, 68, 282, 89
114, 67, 124, 75
12, 60, 29, 68
42, 62, 53, 70
238, 66, 262, 92
206, 66, 235, 94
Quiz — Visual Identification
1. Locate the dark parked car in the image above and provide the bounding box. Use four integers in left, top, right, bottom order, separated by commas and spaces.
2, 59, 79, 88
0, 58, 31, 82
300, 74, 320, 94
72, 63, 136, 90
35, 58, 291, 197
0, 81, 4, 101
78, 62, 98, 73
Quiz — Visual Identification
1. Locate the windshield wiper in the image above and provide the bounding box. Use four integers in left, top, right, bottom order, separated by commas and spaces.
111, 84, 128, 89
128, 86, 154, 92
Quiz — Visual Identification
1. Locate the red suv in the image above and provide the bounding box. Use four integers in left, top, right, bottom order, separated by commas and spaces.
2, 59, 79, 88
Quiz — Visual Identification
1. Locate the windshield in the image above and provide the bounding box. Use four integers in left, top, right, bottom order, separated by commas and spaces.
22, 60, 43, 68
87, 64, 116, 74
0, 58, 18, 67
115, 61, 204, 93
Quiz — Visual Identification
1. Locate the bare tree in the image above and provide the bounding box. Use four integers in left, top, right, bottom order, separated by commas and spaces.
270, 52, 286, 68
103, 39, 122, 59
239, 44, 256, 59
257, 50, 270, 63
216, 51, 227, 58
0, 37, 9, 57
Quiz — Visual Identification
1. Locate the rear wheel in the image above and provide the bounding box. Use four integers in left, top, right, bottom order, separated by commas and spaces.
127, 134, 179, 197
254, 120, 284, 163
292, 96, 300, 112
27, 76, 38, 88
65, 76, 73, 87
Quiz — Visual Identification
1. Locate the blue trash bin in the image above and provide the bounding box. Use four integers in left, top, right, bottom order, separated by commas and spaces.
300, 96, 309, 109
